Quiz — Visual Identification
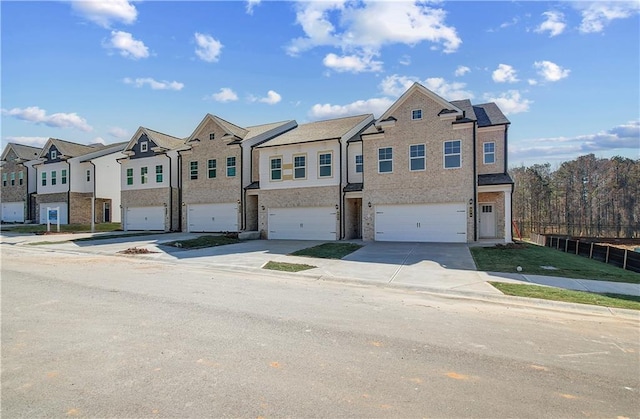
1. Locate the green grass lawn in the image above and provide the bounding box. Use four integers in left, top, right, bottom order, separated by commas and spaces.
165, 235, 240, 249
291, 242, 362, 259
263, 261, 317, 272
490, 282, 640, 311
471, 243, 639, 284
3, 223, 123, 234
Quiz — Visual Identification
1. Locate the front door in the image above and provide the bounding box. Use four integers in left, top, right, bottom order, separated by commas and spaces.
479, 204, 496, 238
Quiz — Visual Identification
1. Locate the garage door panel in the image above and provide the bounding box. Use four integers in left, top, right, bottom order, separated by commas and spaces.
39, 203, 68, 225
126, 206, 164, 231
268, 207, 336, 240
1, 202, 25, 222
375, 203, 466, 243
188, 203, 238, 232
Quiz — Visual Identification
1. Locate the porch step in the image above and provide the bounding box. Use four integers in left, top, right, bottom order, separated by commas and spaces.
239, 231, 260, 240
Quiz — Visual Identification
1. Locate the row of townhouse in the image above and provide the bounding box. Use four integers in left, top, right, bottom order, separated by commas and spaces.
1, 82, 514, 243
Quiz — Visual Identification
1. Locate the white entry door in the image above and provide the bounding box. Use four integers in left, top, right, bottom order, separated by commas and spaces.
268, 207, 337, 240
39, 202, 68, 224
375, 203, 467, 243
1, 201, 25, 222
187, 203, 238, 232
125, 206, 165, 231
479, 204, 496, 238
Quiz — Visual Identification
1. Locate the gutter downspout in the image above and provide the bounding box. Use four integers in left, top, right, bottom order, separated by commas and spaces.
239, 143, 244, 231
89, 161, 96, 232
505, 124, 513, 240
24, 162, 30, 221
177, 152, 183, 232
166, 153, 173, 231
338, 138, 343, 240
472, 123, 477, 242
67, 160, 71, 224
342, 142, 351, 240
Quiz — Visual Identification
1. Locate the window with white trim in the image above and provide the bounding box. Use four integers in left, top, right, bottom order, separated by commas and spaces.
126, 168, 133, 185
2, 173, 6, 186
50, 149, 57, 160
10, 172, 16, 186
51, 171, 57, 186
41, 172, 47, 186
61, 169, 67, 185
318, 152, 332, 178
444, 140, 461, 169
410, 144, 425, 171
483, 142, 495, 164
294, 155, 306, 179
18, 171, 24, 185
190, 162, 198, 180
270, 157, 282, 181
226, 157, 236, 177
155, 165, 163, 183
411, 109, 422, 120
355, 155, 363, 173
208, 159, 217, 178
378, 147, 393, 173
141, 167, 148, 184
140, 141, 148, 152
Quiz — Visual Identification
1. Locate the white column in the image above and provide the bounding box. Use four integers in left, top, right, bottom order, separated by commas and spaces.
504, 190, 512, 242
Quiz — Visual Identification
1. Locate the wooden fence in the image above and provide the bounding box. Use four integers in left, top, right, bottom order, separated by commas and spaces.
530, 233, 640, 274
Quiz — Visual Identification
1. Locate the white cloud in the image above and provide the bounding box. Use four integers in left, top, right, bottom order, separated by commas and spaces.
210, 87, 239, 103
108, 127, 129, 139
309, 97, 394, 120
399, 55, 411, 66
534, 60, 570, 82
104, 31, 149, 59
535, 11, 566, 37
380, 74, 473, 101
1, 106, 93, 132
288, 1, 461, 71
323, 52, 383, 73
575, 2, 640, 34
511, 120, 640, 160
528, 79, 538, 86
454, 65, 470, 77
2, 136, 49, 148
492, 64, 519, 83
249, 90, 282, 105
123, 77, 184, 91
70, 0, 137, 28
91, 137, 106, 145
246, 0, 261, 15
484, 90, 532, 115
194, 33, 223, 62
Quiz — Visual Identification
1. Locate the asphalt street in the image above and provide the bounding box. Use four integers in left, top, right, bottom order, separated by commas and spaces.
2, 244, 639, 418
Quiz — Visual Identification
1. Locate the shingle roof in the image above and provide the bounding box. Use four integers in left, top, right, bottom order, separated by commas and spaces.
450, 99, 477, 121
4, 143, 41, 161
228, 120, 297, 144
478, 173, 514, 186
473, 103, 510, 127
42, 138, 100, 159
257, 114, 372, 148
245, 181, 260, 190
142, 128, 185, 150
343, 183, 363, 192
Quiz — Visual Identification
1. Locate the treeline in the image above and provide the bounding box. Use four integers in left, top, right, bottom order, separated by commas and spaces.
511, 154, 639, 239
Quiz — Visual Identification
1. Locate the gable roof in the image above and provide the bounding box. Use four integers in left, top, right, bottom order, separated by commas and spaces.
378, 82, 463, 122
256, 114, 372, 148
186, 114, 248, 143
1, 143, 42, 162
473, 103, 510, 127
39, 138, 101, 159
228, 120, 297, 145
78, 142, 128, 162
124, 127, 185, 152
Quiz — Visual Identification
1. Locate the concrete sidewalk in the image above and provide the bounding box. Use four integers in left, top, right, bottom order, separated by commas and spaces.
2, 231, 638, 300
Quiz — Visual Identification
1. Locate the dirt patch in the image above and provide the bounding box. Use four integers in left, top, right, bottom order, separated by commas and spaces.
118, 247, 157, 255
494, 242, 527, 249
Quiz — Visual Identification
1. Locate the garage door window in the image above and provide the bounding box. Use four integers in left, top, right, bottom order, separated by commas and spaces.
378, 147, 393, 173
294, 155, 306, 179
141, 167, 148, 184
444, 140, 461, 169
318, 152, 332, 178
126, 168, 133, 185
155, 165, 163, 183
270, 157, 282, 181
227, 157, 236, 177
410, 144, 425, 171
208, 159, 217, 178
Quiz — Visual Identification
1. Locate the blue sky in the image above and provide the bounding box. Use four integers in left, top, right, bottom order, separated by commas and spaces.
2, 0, 638, 167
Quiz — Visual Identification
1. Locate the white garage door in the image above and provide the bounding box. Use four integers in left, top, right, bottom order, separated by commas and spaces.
39, 203, 68, 225
125, 206, 165, 231
187, 203, 238, 233
1, 201, 25, 222
375, 203, 467, 243
268, 207, 337, 240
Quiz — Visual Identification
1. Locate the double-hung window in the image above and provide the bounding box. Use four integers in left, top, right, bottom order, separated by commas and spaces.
410, 144, 426, 171
61, 169, 67, 185
226, 157, 236, 177
270, 157, 282, 181
190, 162, 198, 180
155, 165, 163, 183
10, 172, 16, 186
86, 169, 91, 182
140, 141, 148, 152
2, 173, 6, 186
141, 167, 148, 184
50, 150, 57, 160
18, 171, 24, 185
294, 155, 306, 179
51, 171, 57, 186
378, 147, 393, 173
318, 152, 332, 178
208, 159, 217, 178
355, 155, 363, 173
483, 142, 495, 164
41, 172, 47, 186
126, 168, 133, 185
444, 140, 461, 169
